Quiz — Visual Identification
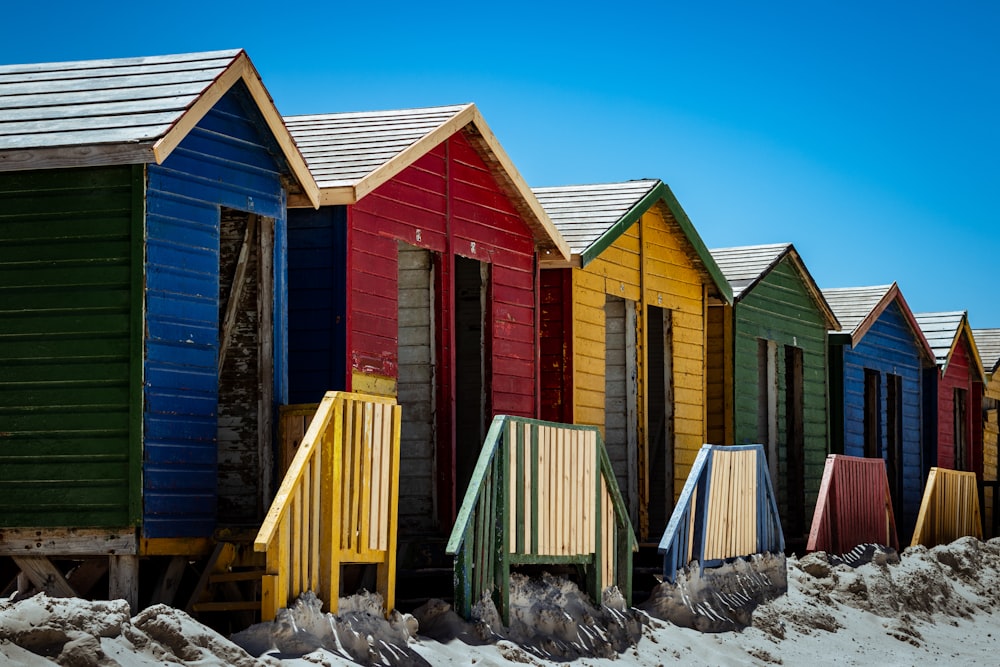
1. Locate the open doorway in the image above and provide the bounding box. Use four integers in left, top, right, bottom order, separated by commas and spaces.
217, 208, 274, 526
605, 295, 638, 524
453, 256, 489, 508
645, 305, 674, 539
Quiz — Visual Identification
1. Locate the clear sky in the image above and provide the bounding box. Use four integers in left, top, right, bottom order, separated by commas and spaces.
4, 1, 998, 327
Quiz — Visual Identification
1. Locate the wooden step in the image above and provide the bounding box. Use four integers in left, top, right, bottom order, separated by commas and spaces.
191, 600, 262, 613
209, 570, 266, 584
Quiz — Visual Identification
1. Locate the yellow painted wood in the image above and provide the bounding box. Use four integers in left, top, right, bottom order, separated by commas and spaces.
351, 371, 397, 397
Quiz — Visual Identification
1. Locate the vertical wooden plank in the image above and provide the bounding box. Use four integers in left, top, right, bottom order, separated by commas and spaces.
498, 426, 511, 625
538, 426, 548, 554
531, 423, 540, 555
300, 468, 311, 594
369, 403, 384, 552
259, 216, 275, 510
109, 555, 139, 614
278, 513, 291, 613
357, 403, 373, 557
379, 402, 394, 551
510, 422, 519, 553
325, 397, 345, 612
293, 484, 303, 596
378, 403, 401, 615
340, 401, 354, 550
311, 448, 322, 593
522, 423, 531, 554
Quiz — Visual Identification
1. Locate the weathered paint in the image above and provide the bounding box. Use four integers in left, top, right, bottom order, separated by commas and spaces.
830, 301, 925, 536
287, 131, 540, 532
143, 81, 289, 537
0, 165, 142, 528
541, 203, 717, 540
708, 251, 832, 541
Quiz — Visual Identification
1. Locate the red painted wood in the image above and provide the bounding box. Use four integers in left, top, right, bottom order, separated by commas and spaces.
342, 129, 541, 528
935, 333, 980, 475
807, 454, 899, 554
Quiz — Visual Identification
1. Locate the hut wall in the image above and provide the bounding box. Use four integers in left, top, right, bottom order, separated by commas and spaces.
935, 335, 980, 475
731, 257, 828, 533
287, 206, 348, 403
0, 165, 142, 529
539, 268, 572, 424
840, 300, 924, 534
143, 83, 288, 538
347, 132, 537, 414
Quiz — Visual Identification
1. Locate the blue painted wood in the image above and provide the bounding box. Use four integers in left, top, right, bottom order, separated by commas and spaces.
142, 81, 289, 538
287, 206, 348, 403
835, 301, 925, 537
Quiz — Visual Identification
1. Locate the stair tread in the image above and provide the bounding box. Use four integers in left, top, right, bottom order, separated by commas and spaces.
192, 601, 261, 613
209, 570, 267, 583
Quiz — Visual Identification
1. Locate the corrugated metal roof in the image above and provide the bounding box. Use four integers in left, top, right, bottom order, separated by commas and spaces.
914, 311, 966, 367
821, 285, 894, 334
284, 104, 471, 189
0, 50, 240, 153
973, 328, 1000, 374
708, 243, 791, 299
532, 180, 659, 255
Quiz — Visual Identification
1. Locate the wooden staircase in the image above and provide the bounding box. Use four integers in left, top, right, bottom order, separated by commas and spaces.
186, 533, 267, 628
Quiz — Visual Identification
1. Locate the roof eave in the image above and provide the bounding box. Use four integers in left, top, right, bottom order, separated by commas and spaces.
786, 246, 841, 331
151, 50, 320, 208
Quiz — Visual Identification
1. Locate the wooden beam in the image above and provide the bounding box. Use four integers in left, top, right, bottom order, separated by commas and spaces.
109, 555, 140, 613
0, 528, 136, 556
219, 213, 258, 374
152, 556, 189, 606
12, 556, 77, 598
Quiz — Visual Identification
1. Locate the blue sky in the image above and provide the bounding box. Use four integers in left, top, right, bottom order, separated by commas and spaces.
5, 1, 998, 326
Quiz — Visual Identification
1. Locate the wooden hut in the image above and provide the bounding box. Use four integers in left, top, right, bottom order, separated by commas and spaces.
706, 243, 839, 544
915, 312, 985, 482
821, 283, 935, 538
283, 104, 570, 537
0, 50, 319, 607
972, 328, 1000, 535
532, 179, 732, 540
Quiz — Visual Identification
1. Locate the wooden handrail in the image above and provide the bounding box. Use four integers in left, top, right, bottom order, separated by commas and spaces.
911, 467, 982, 547
658, 444, 784, 583
446, 415, 637, 623
254, 391, 401, 621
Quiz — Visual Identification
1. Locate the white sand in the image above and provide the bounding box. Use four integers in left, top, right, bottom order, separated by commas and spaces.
4, 537, 1000, 666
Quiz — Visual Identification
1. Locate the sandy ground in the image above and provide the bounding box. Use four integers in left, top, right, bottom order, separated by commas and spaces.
3, 537, 1000, 666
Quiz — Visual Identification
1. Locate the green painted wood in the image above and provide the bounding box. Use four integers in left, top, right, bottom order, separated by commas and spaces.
446, 416, 507, 555
0, 165, 137, 528
530, 425, 539, 554
730, 256, 830, 533
514, 424, 525, 553
510, 554, 592, 565
497, 434, 510, 626
128, 164, 144, 526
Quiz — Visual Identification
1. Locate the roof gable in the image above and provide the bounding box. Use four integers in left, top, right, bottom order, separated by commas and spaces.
0, 49, 318, 206
533, 179, 732, 303
973, 328, 1000, 375
285, 103, 569, 260
915, 311, 986, 380
710, 243, 839, 329
821, 283, 934, 362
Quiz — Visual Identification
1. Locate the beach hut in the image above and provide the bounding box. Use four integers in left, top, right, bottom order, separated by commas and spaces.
282, 104, 570, 537
706, 243, 839, 544
821, 283, 935, 537
0, 50, 319, 606
915, 312, 985, 482
972, 328, 1000, 535
532, 179, 731, 540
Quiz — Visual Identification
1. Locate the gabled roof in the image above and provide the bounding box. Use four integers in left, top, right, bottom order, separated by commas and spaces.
284, 103, 570, 260
821, 283, 934, 362
0, 49, 319, 206
914, 311, 986, 380
973, 328, 1000, 376
709, 243, 840, 329
532, 179, 732, 303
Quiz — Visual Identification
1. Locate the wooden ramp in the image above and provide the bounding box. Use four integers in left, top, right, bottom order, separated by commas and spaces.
807, 455, 899, 554
446, 416, 637, 624
255, 391, 401, 620
657, 444, 783, 583
911, 467, 982, 547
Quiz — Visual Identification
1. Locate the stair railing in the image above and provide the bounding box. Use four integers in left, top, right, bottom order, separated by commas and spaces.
254, 391, 401, 620
807, 454, 899, 554
657, 444, 784, 582
911, 467, 982, 547
446, 416, 637, 624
